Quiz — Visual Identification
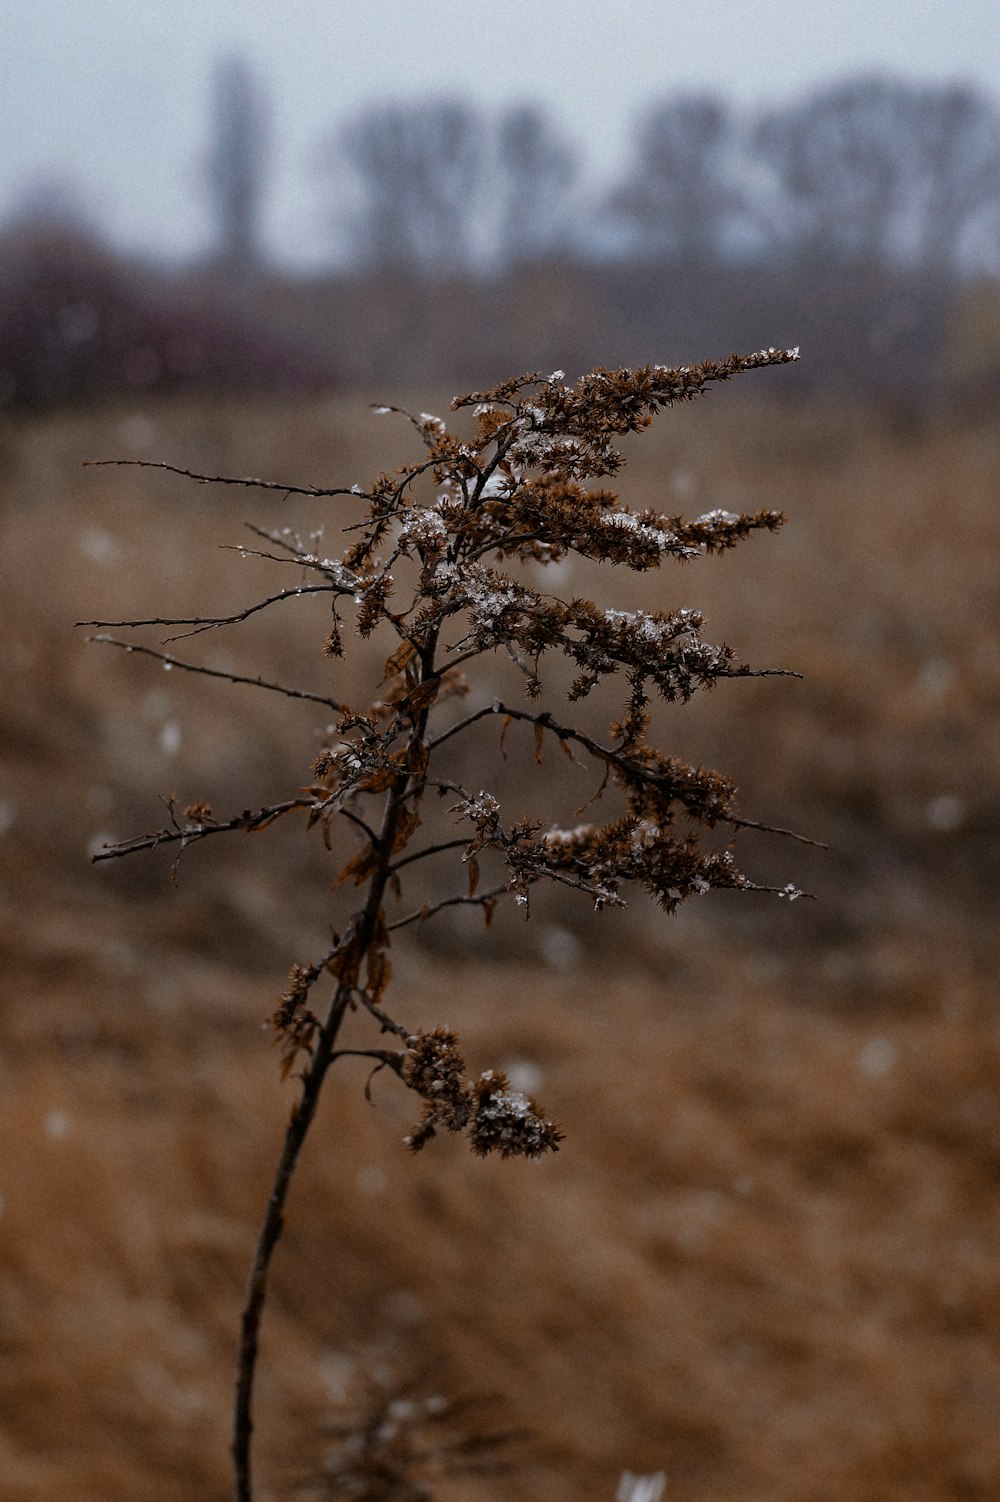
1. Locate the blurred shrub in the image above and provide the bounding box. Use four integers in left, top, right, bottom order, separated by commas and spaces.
0, 216, 335, 412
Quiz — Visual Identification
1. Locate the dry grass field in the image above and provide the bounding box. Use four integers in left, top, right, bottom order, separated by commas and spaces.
1, 385, 999, 1500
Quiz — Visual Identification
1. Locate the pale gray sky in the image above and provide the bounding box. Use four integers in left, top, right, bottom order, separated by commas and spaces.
4, 0, 999, 264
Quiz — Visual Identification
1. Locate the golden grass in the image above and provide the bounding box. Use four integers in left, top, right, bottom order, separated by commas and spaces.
1, 391, 998, 1499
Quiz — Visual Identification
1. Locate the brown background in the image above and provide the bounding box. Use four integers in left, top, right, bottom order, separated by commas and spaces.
1, 387, 998, 1499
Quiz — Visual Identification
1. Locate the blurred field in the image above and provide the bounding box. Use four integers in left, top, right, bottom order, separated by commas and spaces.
1, 387, 999, 1501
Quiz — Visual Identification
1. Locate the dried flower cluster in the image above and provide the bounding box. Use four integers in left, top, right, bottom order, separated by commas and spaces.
402, 1029, 563, 1158
83, 347, 804, 1501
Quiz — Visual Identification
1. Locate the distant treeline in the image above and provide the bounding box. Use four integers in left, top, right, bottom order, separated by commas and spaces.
2, 71, 999, 410
321, 78, 1000, 281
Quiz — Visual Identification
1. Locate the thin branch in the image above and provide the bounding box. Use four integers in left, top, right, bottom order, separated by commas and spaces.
437, 645, 489, 676
84, 458, 371, 500
535, 864, 628, 905
77, 583, 339, 642
730, 816, 827, 849
244, 521, 307, 556
717, 667, 803, 681
91, 796, 315, 862
370, 402, 439, 444
334, 456, 448, 534
85, 635, 347, 712
337, 807, 380, 846
386, 886, 508, 933
292, 947, 340, 989
466, 440, 511, 506
404, 776, 475, 806
389, 837, 471, 875
241, 522, 339, 562
426, 704, 496, 754
469, 529, 552, 562
329, 1047, 405, 1074
219, 544, 358, 587
220, 544, 327, 567
353, 990, 411, 1040
745, 881, 817, 901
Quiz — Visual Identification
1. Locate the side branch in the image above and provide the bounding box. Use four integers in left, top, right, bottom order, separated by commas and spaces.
85, 635, 347, 712
730, 816, 826, 848
389, 837, 471, 875
353, 989, 412, 1040
78, 584, 341, 643
387, 886, 508, 933
429, 702, 825, 849
84, 458, 371, 500
91, 796, 316, 862
329, 1047, 405, 1074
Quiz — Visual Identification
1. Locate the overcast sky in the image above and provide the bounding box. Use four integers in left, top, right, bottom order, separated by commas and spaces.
4, 0, 999, 264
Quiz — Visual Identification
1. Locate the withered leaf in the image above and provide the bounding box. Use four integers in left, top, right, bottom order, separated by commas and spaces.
357, 766, 397, 794
331, 844, 377, 889
366, 945, 392, 1007
382, 639, 417, 683
390, 807, 422, 854
329, 932, 361, 989
406, 676, 441, 714
406, 736, 429, 781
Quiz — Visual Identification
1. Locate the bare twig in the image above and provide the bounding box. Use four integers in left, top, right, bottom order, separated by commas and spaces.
329, 1047, 406, 1073
353, 990, 411, 1040
85, 457, 371, 500
77, 583, 342, 642
389, 837, 472, 875
386, 885, 508, 934
338, 807, 381, 846
85, 634, 347, 712
90, 796, 315, 862
729, 815, 827, 849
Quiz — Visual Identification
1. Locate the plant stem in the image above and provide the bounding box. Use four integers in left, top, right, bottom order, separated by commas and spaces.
232, 639, 438, 1501
232, 982, 350, 1502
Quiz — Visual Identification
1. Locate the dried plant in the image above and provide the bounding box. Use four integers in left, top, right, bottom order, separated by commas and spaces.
294, 1364, 525, 1500
81, 347, 809, 1500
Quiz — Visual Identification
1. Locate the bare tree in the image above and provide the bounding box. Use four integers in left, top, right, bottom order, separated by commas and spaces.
754, 78, 921, 270
908, 82, 1000, 279
206, 54, 271, 274
494, 104, 579, 265
325, 99, 488, 276
751, 75, 1000, 278
609, 95, 747, 264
